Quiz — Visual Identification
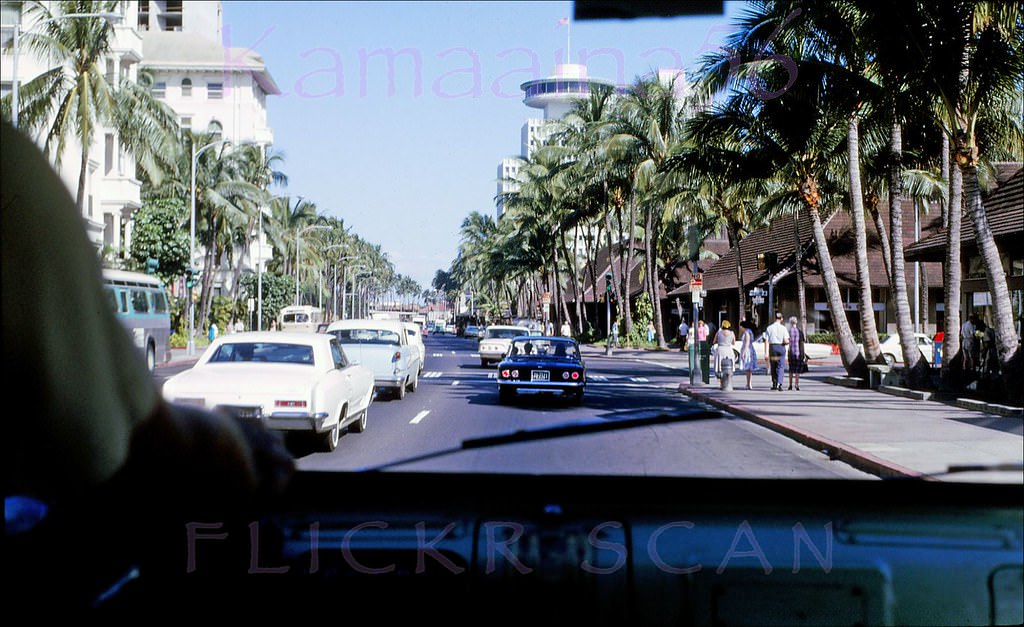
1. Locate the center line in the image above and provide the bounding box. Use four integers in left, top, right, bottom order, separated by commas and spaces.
451, 380, 460, 386
410, 410, 430, 425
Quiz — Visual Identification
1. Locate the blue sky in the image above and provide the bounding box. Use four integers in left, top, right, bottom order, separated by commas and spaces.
221, 1, 746, 288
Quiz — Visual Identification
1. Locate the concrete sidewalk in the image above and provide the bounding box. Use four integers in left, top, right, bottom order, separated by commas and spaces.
582, 344, 1023, 483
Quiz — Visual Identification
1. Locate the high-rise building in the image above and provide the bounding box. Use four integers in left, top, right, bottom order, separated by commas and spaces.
1, 0, 147, 251
496, 63, 618, 219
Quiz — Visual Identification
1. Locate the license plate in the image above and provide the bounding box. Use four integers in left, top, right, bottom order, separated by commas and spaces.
531, 370, 550, 382
223, 405, 261, 420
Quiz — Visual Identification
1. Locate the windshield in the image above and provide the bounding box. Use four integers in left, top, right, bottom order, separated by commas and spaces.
7, 0, 1023, 487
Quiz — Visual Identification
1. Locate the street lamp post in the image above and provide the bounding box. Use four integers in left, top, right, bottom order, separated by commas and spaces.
344, 265, 367, 319
11, 10, 123, 130
323, 251, 357, 319
295, 224, 332, 306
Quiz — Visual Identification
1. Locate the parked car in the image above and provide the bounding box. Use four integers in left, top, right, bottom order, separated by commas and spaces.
161, 332, 375, 452
445, 323, 456, 334
464, 324, 482, 339
859, 332, 935, 367
478, 325, 532, 366
496, 336, 586, 405
403, 321, 426, 373
721, 336, 833, 363
326, 319, 422, 400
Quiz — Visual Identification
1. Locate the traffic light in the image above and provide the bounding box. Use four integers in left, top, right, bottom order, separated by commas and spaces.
605, 272, 613, 293
757, 252, 777, 272
145, 257, 159, 274
185, 268, 199, 288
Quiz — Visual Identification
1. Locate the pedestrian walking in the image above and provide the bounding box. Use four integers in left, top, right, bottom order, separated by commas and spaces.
960, 313, 976, 371
786, 316, 805, 390
677, 318, 689, 352
646, 321, 655, 343
269, 319, 277, 331
696, 319, 709, 343
545, 320, 554, 336
560, 320, 572, 338
713, 320, 736, 385
738, 320, 758, 389
207, 322, 218, 343
763, 311, 789, 390
610, 319, 620, 348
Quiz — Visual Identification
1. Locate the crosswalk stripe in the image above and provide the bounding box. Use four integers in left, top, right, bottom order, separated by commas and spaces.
410, 410, 430, 425
422, 371, 443, 378
630, 377, 649, 382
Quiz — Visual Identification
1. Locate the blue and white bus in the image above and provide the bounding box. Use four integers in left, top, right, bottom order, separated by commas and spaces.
102, 269, 173, 371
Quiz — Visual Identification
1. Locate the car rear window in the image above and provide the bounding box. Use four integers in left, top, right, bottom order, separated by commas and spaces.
208, 342, 314, 365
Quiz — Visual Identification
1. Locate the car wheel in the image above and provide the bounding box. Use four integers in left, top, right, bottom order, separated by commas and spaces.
481, 358, 489, 368
146, 343, 156, 372
408, 371, 418, 393
350, 406, 367, 433
396, 381, 407, 400
498, 386, 514, 404
322, 418, 341, 452
884, 353, 896, 368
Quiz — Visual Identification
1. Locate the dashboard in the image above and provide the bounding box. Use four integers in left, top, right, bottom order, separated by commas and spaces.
66, 472, 1021, 625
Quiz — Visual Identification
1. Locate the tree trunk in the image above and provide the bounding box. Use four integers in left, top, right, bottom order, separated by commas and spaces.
793, 214, 807, 335
941, 161, 963, 380
849, 114, 882, 361
76, 140, 90, 214
604, 196, 624, 334
623, 193, 637, 336
867, 196, 894, 289
962, 162, 1017, 367
645, 204, 667, 348
889, 122, 930, 388
732, 225, 747, 324
807, 202, 867, 379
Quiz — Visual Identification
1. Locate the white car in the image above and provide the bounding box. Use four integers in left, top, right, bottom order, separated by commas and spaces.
403, 321, 426, 373
326, 319, 422, 400
719, 336, 833, 362
861, 332, 935, 367
478, 325, 531, 366
161, 332, 375, 452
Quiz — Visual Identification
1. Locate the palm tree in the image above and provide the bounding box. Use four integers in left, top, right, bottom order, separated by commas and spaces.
8, 1, 180, 211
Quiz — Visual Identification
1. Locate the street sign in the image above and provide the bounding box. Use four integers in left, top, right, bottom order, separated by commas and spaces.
689, 274, 703, 294
541, 292, 551, 306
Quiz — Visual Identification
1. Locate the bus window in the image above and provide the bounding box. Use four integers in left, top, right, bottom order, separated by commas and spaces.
104, 287, 119, 313
151, 290, 168, 314
131, 289, 149, 314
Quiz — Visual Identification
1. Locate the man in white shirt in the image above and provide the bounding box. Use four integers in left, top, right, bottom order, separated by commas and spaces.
763, 311, 790, 390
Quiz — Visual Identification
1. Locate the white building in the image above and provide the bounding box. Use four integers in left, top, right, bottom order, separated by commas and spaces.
495, 63, 617, 219
138, 1, 280, 298
2, 0, 147, 251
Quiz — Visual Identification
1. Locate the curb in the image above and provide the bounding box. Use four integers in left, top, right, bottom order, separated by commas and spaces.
680, 386, 933, 481
879, 385, 934, 401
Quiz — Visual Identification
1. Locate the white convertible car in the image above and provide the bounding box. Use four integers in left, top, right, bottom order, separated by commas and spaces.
161, 332, 375, 452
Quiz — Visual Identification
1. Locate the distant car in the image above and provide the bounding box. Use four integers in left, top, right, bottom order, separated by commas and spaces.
445, 323, 456, 334
326, 319, 422, 400
860, 332, 935, 367
464, 325, 482, 339
403, 321, 426, 373
496, 336, 586, 405
431, 322, 446, 334
161, 332, 375, 452
478, 325, 531, 366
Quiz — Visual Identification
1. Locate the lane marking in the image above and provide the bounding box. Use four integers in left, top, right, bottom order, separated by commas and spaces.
590, 375, 608, 381
487, 372, 496, 379
630, 376, 649, 382
410, 410, 430, 425
451, 380, 460, 386
422, 371, 443, 378
432, 353, 444, 357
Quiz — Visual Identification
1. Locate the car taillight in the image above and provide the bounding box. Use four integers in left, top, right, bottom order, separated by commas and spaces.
501, 369, 510, 378
562, 372, 570, 380
392, 351, 401, 362
275, 400, 307, 408
511, 370, 519, 378
571, 372, 580, 380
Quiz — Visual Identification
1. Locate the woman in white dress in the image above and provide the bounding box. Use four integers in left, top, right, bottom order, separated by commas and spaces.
738, 320, 758, 389
714, 320, 736, 379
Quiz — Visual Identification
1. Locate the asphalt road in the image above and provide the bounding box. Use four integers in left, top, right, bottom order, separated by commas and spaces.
155, 333, 876, 479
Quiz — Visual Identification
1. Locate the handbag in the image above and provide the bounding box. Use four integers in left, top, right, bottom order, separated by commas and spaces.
799, 354, 809, 373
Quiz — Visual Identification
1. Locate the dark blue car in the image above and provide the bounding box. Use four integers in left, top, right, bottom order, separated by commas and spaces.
496, 336, 586, 405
